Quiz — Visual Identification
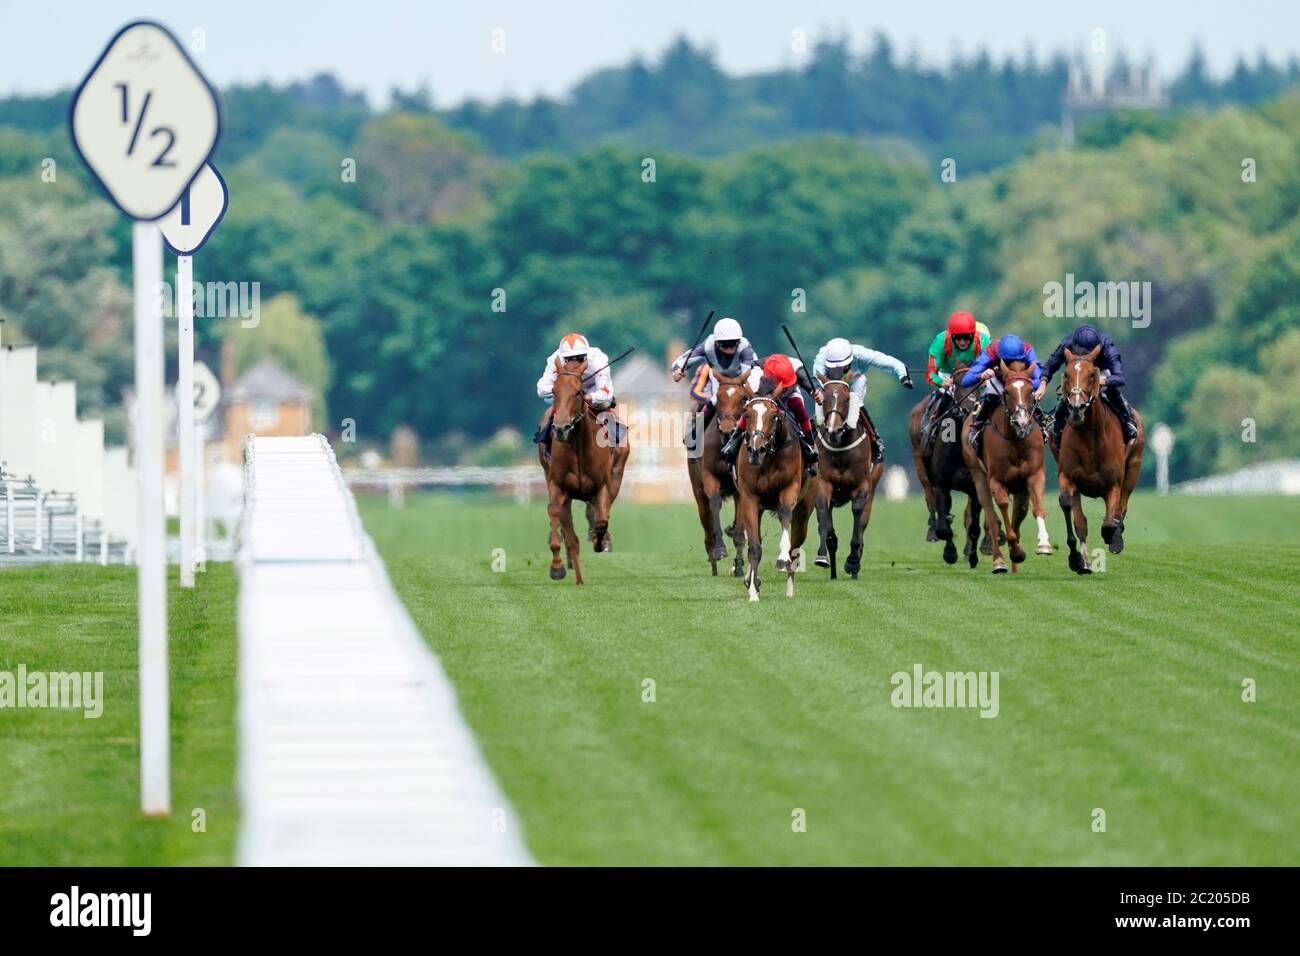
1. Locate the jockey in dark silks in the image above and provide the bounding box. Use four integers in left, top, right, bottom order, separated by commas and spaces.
1042, 324, 1140, 444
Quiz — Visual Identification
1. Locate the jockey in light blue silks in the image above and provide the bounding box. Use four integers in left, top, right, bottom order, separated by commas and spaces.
812, 337, 913, 463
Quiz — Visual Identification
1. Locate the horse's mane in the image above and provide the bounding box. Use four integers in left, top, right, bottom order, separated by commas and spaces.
756, 375, 778, 397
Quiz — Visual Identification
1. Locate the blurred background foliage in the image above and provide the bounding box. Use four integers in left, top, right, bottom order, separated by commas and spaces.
0, 34, 1297, 479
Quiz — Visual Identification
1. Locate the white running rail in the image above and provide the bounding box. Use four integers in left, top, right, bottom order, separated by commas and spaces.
237, 435, 533, 865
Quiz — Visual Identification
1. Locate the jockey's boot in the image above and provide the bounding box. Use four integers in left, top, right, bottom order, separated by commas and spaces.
1118, 398, 1140, 443
800, 431, 819, 474
1051, 399, 1067, 446
967, 394, 997, 450
870, 434, 885, 464
720, 427, 742, 464
532, 413, 554, 449
1033, 405, 1050, 442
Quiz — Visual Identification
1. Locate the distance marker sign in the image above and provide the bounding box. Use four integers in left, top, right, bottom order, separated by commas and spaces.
69, 21, 221, 221
159, 163, 228, 255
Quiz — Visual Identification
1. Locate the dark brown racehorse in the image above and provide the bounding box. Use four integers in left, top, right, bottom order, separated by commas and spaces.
812, 373, 882, 580
908, 363, 993, 567
536, 357, 629, 584
735, 380, 815, 601
1050, 346, 1145, 574
961, 361, 1054, 573
686, 372, 748, 577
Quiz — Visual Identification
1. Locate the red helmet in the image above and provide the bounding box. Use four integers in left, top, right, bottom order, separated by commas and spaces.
762, 354, 797, 389
948, 311, 977, 336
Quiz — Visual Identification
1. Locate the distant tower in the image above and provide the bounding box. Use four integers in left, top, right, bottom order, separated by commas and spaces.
1063, 55, 1170, 146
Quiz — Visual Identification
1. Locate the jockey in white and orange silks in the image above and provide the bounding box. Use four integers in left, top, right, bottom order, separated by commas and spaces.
534, 333, 614, 445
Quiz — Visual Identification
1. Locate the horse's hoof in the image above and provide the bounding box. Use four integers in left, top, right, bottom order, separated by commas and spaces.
1101, 525, 1116, 544
711, 545, 728, 561
926, 527, 939, 542
851, 570, 859, 580
710, 563, 718, 577
1109, 535, 1124, 555
968, 552, 978, 569
1068, 552, 1085, 573
748, 593, 760, 603
943, 542, 957, 564
775, 558, 790, 572
980, 537, 993, 556
815, 552, 830, 568
1036, 542, 1054, 555
733, 565, 744, 578
1010, 547, 1027, 564
549, 566, 566, 580
992, 559, 1008, 574
935, 525, 953, 541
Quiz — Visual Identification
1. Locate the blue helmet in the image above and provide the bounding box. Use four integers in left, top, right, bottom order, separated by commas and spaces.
997, 334, 1027, 362
1072, 324, 1101, 351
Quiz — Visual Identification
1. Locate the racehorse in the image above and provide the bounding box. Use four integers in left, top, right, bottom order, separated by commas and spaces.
1050, 345, 1145, 574
734, 381, 815, 601
908, 363, 994, 567
536, 357, 629, 584
812, 372, 882, 580
961, 361, 1053, 573
686, 371, 748, 577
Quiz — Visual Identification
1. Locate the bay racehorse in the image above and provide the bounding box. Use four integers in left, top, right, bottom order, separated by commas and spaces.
735, 381, 815, 601
961, 361, 1053, 573
1050, 345, 1145, 574
909, 363, 993, 567
812, 373, 882, 580
686, 371, 748, 577
536, 357, 629, 584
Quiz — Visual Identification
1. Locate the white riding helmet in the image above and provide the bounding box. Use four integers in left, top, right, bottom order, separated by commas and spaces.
713, 317, 743, 342
558, 332, 590, 358
825, 337, 854, 367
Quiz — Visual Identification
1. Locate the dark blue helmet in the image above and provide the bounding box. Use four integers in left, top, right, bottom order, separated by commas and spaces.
1072, 324, 1102, 351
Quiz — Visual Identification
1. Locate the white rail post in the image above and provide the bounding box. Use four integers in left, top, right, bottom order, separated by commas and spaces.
33, 491, 43, 551
134, 220, 170, 815
195, 426, 207, 572
74, 505, 83, 562
5, 482, 13, 554
178, 254, 195, 587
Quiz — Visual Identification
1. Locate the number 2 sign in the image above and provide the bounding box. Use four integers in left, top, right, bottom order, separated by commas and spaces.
69, 20, 221, 221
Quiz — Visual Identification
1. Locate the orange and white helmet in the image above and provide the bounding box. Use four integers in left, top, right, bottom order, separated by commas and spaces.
558, 332, 589, 359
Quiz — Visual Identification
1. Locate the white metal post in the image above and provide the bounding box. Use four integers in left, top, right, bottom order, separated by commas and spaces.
33, 491, 43, 551
134, 221, 170, 816
195, 426, 207, 572
5, 482, 13, 554
178, 254, 195, 587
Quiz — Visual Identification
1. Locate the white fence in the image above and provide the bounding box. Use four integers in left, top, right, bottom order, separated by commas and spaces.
237, 435, 533, 865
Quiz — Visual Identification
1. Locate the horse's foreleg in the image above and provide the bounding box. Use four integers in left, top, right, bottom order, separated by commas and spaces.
590, 485, 612, 553
814, 480, 834, 573
965, 494, 982, 568
742, 495, 763, 601
547, 491, 566, 581
558, 498, 583, 584
728, 498, 746, 578
1101, 484, 1124, 554
980, 473, 1009, 574
844, 483, 870, 579
1009, 492, 1029, 569
774, 503, 795, 573
1029, 468, 1053, 555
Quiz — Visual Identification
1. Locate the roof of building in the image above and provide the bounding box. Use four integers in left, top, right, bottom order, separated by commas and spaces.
228, 359, 311, 402
615, 353, 677, 398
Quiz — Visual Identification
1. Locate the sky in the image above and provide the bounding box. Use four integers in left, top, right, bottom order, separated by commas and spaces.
4, 0, 1298, 107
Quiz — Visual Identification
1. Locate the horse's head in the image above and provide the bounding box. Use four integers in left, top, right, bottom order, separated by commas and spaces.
743, 381, 783, 465
1061, 345, 1103, 426
713, 373, 747, 439
551, 355, 589, 443
951, 362, 981, 413
819, 376, 854, 445
999, 359, 1036, 440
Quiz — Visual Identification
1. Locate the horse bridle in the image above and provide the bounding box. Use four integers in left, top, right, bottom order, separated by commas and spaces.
998, 374, 1038, 440
743, 395, 786, 459
553, 370, 592, 442
1065, 362, 1099, 417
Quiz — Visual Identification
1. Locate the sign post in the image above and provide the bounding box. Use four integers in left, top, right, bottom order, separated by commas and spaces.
70, 20, 221, 815
1151, 423, 1175, 495
159, 164, 228, 587
191, 360, 221, 573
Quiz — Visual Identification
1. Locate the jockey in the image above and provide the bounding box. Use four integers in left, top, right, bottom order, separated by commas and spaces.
1042, 323, 1139, 443
722, 353, 819, 474
812, 336, 913, 463
920, 311, 990, 452
670, 316, 757, 444
533, 332, 614, 446
962, 333, 1047, 449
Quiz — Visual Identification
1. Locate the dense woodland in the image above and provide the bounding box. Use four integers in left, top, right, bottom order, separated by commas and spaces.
1, 35, 1297, 482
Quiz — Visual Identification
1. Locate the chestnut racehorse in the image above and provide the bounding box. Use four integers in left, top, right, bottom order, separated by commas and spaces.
686, 371, 748, 577
1050, 346, 1145, 574
735, 382, 815, 601
961, 362, 1053, 573
813, 373, 883, 580
908, 363, 994, 567
536, 357, 629, 584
